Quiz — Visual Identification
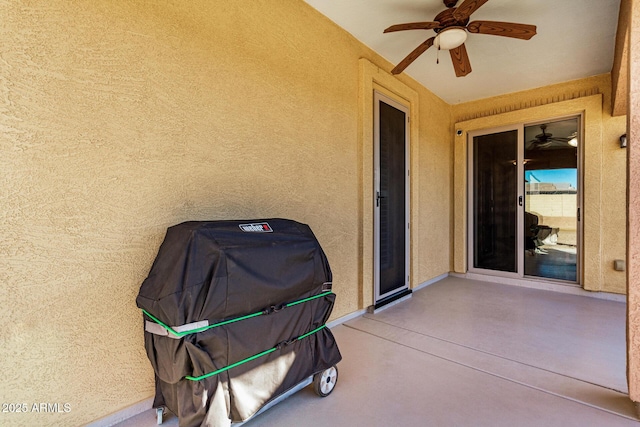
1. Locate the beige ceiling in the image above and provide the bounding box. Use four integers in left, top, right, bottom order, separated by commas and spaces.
304, 0, 621, 104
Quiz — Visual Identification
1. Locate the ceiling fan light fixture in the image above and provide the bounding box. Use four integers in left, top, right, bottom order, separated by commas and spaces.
384, 1, 537, 77
568, 137, 578, 147
434, 27, 467, 50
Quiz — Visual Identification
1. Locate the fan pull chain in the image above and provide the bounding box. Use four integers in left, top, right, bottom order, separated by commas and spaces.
436, 45, 440, 64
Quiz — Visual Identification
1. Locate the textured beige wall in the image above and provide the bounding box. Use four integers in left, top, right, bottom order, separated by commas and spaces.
627, 0, 640, 404
452, 75, 627, 294
0, 0, 452, 425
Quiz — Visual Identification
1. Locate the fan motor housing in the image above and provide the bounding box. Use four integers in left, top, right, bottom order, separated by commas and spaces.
434, 8, 469, 31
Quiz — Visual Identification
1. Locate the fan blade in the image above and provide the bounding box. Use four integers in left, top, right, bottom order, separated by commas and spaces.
449, 44, 472, 77
391, 37, 435, 75
384, 22, 441, 33
467, 21, 537, 40
453, 0, 489, 21
530, 142, 552, 150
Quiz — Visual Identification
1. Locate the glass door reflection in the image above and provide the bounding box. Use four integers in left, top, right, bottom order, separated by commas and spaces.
523, 118, 579, 282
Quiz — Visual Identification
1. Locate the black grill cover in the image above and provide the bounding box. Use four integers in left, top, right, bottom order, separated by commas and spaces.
136, 219, 342, 426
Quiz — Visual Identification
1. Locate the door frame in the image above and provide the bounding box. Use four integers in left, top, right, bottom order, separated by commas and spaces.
467, 115, 583, 284
374, 90, 411, 303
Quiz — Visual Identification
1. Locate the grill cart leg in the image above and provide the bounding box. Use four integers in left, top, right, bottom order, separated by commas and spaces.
156, 407, 165, 425
313, 365, 338, 397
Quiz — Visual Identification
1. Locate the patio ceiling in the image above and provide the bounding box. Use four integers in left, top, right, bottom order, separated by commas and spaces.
304, 0, 622, 104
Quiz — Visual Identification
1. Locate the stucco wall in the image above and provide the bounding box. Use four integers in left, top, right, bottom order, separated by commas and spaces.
0, 0, 452, 425
452, 75, 627, 294
627, 0, 640, 404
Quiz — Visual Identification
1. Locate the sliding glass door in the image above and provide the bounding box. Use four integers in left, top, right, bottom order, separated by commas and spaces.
523, 118, 579, 281
469, 117, 580, 283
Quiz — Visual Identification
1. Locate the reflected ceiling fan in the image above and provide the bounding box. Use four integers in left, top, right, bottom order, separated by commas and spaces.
384, 0, 537, 77
529, 125, 577, 149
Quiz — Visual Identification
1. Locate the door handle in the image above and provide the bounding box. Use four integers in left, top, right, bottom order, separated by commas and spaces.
376, 191, 387, 207
518, 196, 523, 207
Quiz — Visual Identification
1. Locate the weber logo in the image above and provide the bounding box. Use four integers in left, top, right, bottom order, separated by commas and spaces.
239, 222, 273, 233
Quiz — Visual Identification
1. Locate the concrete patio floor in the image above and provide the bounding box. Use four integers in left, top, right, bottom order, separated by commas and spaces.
112, 277, 639, 426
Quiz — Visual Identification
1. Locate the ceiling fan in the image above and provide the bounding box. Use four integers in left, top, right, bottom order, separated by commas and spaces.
384, 0, 537, 77
529, 125, 577, 149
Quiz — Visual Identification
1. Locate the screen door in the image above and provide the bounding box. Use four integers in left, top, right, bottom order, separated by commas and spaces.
374, 92, 410, 303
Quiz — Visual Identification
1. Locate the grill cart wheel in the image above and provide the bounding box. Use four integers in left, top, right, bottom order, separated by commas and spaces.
313, 365, 338, 397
